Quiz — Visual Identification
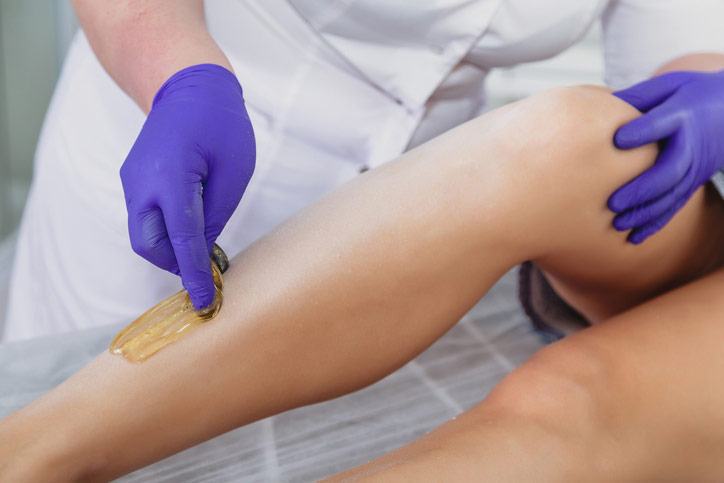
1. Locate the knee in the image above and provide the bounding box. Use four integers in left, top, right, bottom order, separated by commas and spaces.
486, 334, 617, 418
484, 86, 660, 248
530, 85, 640, 136
480, 335, 625, 467
458, 85, 653, 199
516, 85, 656, 178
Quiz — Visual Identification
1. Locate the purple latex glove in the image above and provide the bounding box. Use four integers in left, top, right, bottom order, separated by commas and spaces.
609, 70, 724, 244
120, 64, 255, 309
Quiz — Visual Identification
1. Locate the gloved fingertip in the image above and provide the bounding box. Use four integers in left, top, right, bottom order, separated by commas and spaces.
627, 233, 643, 245
612, 214, 633, 231
181, 270, 216, 310
612, 89, 650, 112
613, 126, 640, 149
606, 194, 618, 212
611, 89, 633, 104
628, 228, 653, 245
607, 193, 630, 213
188, 284, 216, 311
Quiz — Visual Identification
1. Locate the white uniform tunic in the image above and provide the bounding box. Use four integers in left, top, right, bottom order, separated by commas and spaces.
5, 0, 724, 341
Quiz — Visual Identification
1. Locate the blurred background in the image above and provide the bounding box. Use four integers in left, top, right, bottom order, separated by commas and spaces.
0, 1, 604, 333
0, 0, 78, 327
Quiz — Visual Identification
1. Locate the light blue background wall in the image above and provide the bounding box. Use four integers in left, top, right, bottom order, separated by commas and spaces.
0, 0, 77, 333
0, 0, 77, 239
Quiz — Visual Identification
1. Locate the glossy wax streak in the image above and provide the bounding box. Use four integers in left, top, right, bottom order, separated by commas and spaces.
110, 245, 229, 363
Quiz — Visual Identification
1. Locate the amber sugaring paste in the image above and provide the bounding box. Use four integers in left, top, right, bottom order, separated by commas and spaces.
109, 245, 230, 363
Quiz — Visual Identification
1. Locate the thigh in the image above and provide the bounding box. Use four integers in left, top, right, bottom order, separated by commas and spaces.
485, 86, 724, 323
326, 264, 724, 482
539, 182, 724, 324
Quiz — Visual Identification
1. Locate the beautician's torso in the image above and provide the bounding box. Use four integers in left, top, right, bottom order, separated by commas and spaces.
2, 0, 611, 340
1, 0, 691, 339
209, 0, 609, 167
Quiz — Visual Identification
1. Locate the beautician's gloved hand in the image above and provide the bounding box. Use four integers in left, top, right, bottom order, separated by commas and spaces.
121, 64, 255, 309
608, 70, 724, 244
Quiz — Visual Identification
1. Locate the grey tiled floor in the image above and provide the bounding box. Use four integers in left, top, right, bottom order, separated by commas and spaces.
0, 270, 545, 482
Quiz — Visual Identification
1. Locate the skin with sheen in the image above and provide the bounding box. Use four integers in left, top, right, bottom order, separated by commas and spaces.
3, 56, 724, 480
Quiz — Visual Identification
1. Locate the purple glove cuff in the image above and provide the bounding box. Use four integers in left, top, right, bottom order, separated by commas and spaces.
153, 64, 245, 113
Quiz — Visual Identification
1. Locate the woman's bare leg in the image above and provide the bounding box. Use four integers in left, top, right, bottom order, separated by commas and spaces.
2, 86, 723, 480
328, 264, 724, 482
